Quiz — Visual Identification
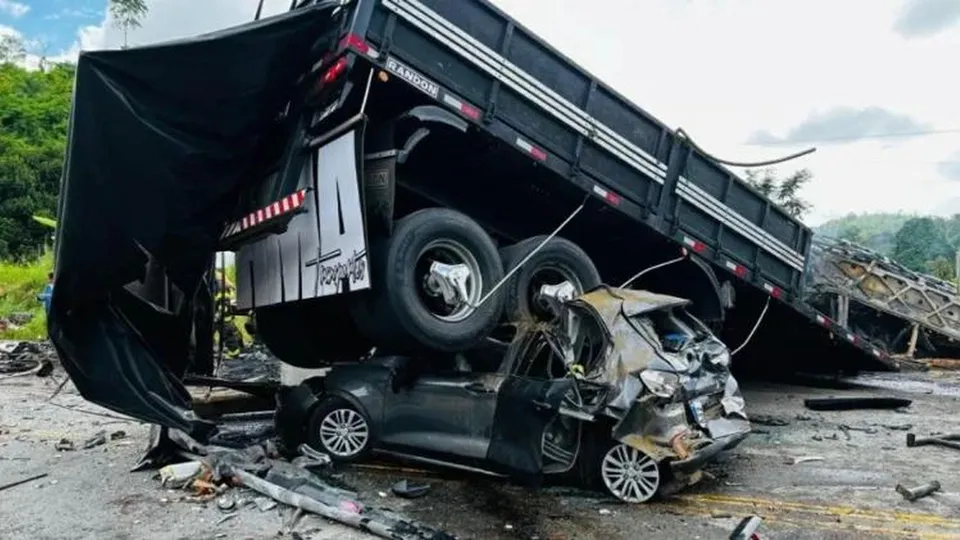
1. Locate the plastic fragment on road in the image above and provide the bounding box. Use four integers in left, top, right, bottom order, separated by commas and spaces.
159, 461, 204, 488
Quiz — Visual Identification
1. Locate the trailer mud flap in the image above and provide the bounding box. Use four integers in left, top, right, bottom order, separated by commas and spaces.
237, 125, 372, 309
485, 376, 577, 481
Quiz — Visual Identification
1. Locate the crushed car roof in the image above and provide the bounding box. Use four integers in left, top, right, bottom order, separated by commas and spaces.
575, 287, 691, 327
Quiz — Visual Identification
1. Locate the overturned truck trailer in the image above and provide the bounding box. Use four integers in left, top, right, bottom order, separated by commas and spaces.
50, 0, 886, 438
805, 237, 960, 360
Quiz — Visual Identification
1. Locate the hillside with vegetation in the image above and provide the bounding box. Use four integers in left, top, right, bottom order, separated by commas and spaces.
814, 213, 960, 281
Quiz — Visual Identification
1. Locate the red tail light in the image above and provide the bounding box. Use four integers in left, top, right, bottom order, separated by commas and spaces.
321, 56, 349, 85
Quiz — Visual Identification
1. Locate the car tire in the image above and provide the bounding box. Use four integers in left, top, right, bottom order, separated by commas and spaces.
579, 434, 662, 503
351, 208, 506, 353
305, 396, 372, 463
499, 235, 601, 323
255, 298, 372, 368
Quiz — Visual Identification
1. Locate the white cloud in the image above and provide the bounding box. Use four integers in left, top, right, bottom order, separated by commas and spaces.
0, 0, 29, 18
53, 0, 960, 224
488, 0, 960, 224
79, 0, 294, 51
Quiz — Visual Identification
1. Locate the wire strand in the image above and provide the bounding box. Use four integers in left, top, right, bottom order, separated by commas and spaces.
675, 128, 816, 168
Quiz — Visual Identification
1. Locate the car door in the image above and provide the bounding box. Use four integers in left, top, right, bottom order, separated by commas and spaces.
380, 371, 503, 461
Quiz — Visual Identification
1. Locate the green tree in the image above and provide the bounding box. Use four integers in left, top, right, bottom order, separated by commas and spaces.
110, 0, 149, 49
891, 217, 954, 273
927, 256, 956, 282
0, 59, 75, 260
744, 167, 813, 219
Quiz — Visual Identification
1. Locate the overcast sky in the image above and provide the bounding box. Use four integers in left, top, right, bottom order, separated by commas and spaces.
2, 0, 958, 225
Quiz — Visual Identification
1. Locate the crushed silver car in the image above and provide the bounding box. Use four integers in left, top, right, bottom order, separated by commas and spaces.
277, 285, 751, 504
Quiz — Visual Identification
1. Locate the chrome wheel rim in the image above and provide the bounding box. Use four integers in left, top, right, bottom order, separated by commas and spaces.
601, 443, 660, 503
416, 238, 483, 322
530, 264, 582, 318
318, 408, 369, 457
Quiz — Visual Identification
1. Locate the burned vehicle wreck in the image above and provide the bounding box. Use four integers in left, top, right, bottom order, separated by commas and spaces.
278, 286, 750, 503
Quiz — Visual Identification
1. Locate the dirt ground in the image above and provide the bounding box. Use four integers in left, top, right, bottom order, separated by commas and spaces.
3, 366, 960, 540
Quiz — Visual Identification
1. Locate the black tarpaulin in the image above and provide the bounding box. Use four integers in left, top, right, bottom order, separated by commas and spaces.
49, 3, 345, 436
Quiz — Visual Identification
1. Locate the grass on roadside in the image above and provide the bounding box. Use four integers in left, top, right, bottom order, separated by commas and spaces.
0, 256, 252, 345
0, 253, 52, 341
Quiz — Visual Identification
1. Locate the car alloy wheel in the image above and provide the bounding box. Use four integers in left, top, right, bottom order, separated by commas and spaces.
600, 443, 660, 503
317, 408, 370, 458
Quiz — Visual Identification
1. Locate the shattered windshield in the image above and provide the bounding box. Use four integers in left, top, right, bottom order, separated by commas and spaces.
638, 307, 711, 353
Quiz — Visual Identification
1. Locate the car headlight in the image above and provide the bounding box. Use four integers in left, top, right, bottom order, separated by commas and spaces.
709, 349, 731, 368
639, 370, 682, 398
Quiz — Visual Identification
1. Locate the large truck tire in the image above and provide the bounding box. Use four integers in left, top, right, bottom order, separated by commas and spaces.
499, 235, 601, 323
351, 208, 506, 353
255, 298, 372, 368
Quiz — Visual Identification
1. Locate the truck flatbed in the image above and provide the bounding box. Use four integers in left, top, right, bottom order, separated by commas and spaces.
329, 0, 891, 363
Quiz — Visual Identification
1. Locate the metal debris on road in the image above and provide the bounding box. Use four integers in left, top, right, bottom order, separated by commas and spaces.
391, 479, 431, 499
896, 481, 941, 502
55, 438, 75, 451
0, 472, 49, 493
905, 433, 960, 451
82, 430, 107, 449
729, 515, 763, 540
803, 397, 912, 411
786, 456, 825, 465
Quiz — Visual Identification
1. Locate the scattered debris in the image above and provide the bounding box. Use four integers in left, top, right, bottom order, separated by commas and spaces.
82, 430, 107, 449
159, 461, 204, 488
217, 495, 236, 511
786, 456, 825, 465
143, 426, 453, 540
391, 479, 431, 499
750, 415, 790, 427
905, 433, 960, 451
254, 496, 278, 512
896, 481, 941, 502
0, 341, 57, 379
803, 397, 912, 411
729, 515, 763, 539
0, 472, 49, 493
55, 438, 75, 452
838, 424, 878, 435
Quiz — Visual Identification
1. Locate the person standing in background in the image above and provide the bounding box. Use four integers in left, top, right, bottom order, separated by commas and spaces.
37, 272, 54, 314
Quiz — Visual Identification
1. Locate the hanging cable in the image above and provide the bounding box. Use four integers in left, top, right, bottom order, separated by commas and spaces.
471, 194, 589, 309
675, 127, 816, 168
619, 255, 688, 289
730, 296, 771, 356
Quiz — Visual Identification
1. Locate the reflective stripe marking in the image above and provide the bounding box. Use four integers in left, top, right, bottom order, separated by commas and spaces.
725, 260, 746, 277
683, 236, 706, 253
763, 282, 782, 298
592, 184, 621, 205
442, 93, 481, 120
223, 189, 308, 239
516, 137, 547, 161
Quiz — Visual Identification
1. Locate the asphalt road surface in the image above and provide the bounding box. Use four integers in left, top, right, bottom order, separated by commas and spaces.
2, 366, 960, 539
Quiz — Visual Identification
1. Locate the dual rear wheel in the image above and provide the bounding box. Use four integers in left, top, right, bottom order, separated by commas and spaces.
256, 207, 600, 363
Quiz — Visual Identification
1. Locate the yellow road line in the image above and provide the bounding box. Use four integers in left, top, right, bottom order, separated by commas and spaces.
682, 493, 960, 528
660, 505, 957, 539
